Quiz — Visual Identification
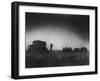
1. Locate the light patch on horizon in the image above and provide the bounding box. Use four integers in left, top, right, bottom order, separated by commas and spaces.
26, 25, 89, 50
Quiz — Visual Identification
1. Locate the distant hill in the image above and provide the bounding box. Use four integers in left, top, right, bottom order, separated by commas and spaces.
26, 40, 49, 55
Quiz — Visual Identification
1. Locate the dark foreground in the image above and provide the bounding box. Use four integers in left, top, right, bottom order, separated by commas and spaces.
25, 51, 89, 68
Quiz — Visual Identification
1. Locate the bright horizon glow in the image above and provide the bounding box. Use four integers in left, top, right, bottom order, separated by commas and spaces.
26, 25, 89, 50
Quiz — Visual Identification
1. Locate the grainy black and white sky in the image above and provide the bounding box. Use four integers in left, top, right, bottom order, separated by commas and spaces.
25, 12, 89, 50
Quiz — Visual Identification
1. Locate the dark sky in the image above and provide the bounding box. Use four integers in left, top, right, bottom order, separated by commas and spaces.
25, 12, 89, 50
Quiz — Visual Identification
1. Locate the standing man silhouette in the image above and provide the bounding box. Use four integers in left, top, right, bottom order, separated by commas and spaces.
50, 43, 53, 51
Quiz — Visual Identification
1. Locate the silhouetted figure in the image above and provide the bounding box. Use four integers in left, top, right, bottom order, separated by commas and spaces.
50, 43, 53, 51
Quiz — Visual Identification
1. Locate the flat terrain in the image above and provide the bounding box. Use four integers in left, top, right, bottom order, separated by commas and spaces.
25, 50, 89, 68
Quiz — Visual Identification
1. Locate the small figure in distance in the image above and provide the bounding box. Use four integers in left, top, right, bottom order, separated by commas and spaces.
50, 43, 53, 51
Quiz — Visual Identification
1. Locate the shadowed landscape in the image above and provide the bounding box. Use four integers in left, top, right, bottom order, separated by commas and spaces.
25, 40, 89, 68
25, 13, 89, 68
